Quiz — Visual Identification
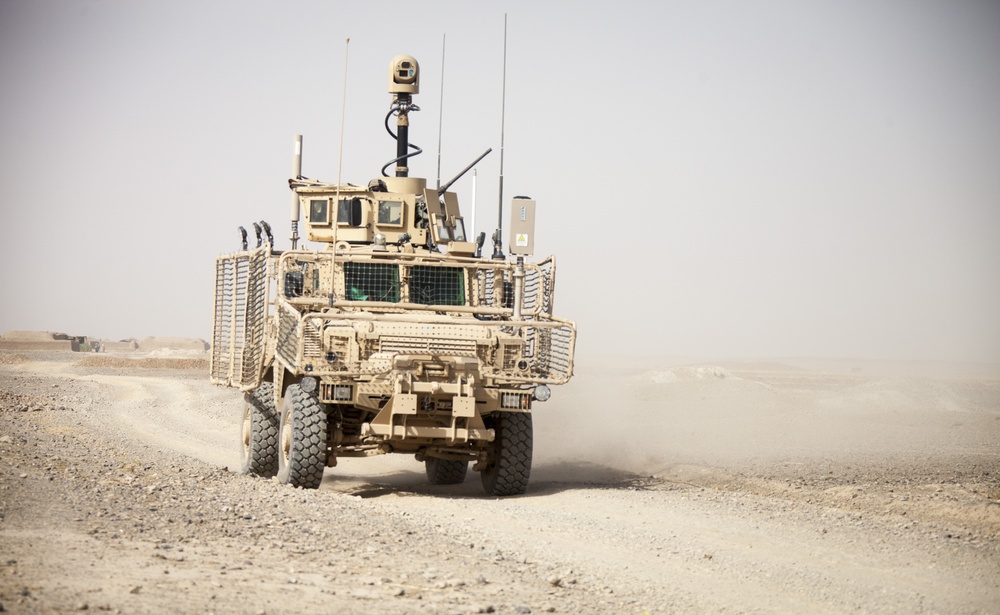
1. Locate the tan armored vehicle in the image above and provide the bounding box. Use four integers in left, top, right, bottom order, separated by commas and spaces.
210, 55, 575, 496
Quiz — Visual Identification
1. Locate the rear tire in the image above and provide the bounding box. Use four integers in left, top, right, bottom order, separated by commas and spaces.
426, 458, 469, 485
276, 384, 327, 489
240, 382, 278, 477
480, 411, 532, 496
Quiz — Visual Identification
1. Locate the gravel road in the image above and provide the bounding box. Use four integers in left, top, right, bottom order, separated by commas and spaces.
1, 351, 998, 614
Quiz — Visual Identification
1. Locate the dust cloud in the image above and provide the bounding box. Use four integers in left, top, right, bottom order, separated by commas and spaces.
533, 354, 1000, 480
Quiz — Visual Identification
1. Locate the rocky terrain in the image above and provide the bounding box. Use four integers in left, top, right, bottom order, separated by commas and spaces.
1, 351, 998, 614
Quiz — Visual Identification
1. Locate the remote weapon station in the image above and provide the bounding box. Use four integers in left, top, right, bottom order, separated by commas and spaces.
211, 55, 576, 496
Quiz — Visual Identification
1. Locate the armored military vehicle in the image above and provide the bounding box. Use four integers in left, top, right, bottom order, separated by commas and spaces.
210, 55, 575, 496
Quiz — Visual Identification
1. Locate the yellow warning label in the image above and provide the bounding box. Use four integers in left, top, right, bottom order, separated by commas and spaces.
516, 233, 529, 246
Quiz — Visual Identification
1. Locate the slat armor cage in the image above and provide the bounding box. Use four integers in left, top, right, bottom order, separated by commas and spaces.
210, 245, 270, 390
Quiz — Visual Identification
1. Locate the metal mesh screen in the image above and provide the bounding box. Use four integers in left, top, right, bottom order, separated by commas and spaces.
344, 262, 400, 302
410, 266, 465, 306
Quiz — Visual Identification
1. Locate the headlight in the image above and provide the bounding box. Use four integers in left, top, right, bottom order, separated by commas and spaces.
533, 384, 551, 402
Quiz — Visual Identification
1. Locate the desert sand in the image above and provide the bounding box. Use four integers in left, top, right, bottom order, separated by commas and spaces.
1, 349, 998, 613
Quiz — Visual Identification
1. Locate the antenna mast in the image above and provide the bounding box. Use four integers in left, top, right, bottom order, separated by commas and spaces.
491, 14, 508, 260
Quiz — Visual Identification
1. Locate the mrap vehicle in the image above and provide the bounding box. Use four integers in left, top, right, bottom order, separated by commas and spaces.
210, 54, 575, 496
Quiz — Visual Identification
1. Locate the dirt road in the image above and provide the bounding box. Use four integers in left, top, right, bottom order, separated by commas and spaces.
1, 352, 998, 613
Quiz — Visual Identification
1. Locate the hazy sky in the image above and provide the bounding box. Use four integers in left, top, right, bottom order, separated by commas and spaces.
1, 0, 998, 363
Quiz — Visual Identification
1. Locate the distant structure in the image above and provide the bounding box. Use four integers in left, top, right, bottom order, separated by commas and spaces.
0, 331, 206, 353
0, 331, 80, 351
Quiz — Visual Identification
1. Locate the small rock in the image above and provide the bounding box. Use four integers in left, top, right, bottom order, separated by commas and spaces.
515, 607, 531, 614
547, 576, 562, 587
19, 474, 27, 479
76, 603, 88, 611
129, 586, 142, 594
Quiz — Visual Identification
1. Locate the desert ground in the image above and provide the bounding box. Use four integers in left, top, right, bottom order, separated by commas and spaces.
1, 348, 998, 614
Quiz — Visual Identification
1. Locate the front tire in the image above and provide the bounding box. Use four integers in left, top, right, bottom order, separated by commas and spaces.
276, 383, 327, 489
240, 382, 278, 477
426, 458, 469, 485
480, 411, 533, 496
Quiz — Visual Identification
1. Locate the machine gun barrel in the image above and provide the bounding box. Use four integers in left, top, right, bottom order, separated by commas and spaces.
439, 148, 492, 193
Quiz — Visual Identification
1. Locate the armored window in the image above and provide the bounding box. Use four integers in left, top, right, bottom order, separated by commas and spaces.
344, 262, 400, 302
452, 218, 467, 242
309, 199, 329, 224
410, 266, 465, 306
377, 200, 403, 226
433, 215, 452, 242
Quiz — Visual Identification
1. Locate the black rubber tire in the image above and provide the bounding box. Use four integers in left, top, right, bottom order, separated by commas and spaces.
239, 382, 278, 477
276, 383, 327, 489
480, 411, 533, 496
425, 457, 469, 485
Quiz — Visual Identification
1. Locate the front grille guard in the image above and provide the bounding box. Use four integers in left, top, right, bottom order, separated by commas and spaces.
273, 305, 576, 385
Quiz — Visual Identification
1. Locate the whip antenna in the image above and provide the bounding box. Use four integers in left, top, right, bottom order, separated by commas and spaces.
436, 34, 446, 190
491, 14, 508, 260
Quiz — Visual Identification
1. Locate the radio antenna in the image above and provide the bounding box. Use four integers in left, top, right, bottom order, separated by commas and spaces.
331, 37, 349, 304
491, 14, 508, 260
336, 37, 350, 192
436, 34, 446, 190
